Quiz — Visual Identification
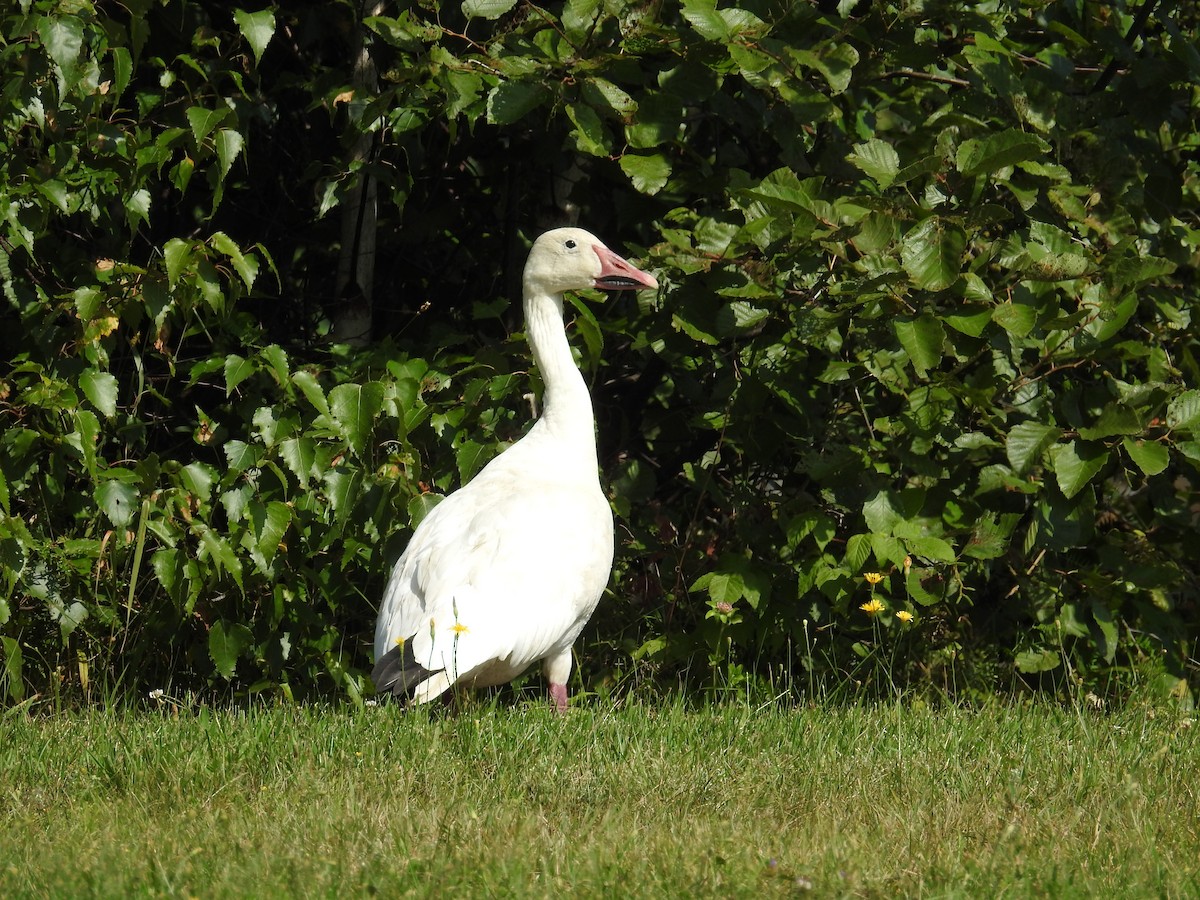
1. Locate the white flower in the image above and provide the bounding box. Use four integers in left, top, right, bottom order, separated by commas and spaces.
149, 688, 165, 701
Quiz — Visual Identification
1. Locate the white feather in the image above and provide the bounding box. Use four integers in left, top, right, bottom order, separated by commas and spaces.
372, 227, 657, 709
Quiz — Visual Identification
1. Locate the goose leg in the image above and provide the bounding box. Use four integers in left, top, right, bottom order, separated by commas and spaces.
544, 649, 573, 713
549, 682, 569, 713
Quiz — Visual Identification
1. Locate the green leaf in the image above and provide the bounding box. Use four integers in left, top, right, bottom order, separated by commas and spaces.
1108, 254, 1176, 292
209, 232, 258, 291
330, 382, 385, 455
96, 480, 138, 528
164, 238, 192, 287
563, 0, 601, 39
1022, 245, 1090, 281
111, 46, 132, 100
1078, 404, 1141, 440
1091, 600, 1118, 664
1122, 437, 1169, 476
223, 440, 262, 473
900, 218, 965, 291
456, 439, 488, 484
730, 43, 771, 75
151, 549, 179, 598
907, 536, 956, 563
582, 77, 636, 117
1015, 649, 1061, 673
1048, 440, 1107, 499
847, 138, 900, 189
260, 345, 290, 385
1083, 293, 1137, 344
620, 153, 671, 195
180, 462, 218, 502
196, 524, 244, 588
680, 0, 728, 41
224, 354, 255, 395
672, 310, 719, 345
844, 533, 873, 571
904, 566, 945, 606
222, 484, 251, 524
251, 406, 280, 448
233, 8, 276, 65
626, 93, 684, 149
793, 43, 859, 93
1167, 390, 1200, 433
944, 306, 992, 337
36, 181, 71, 213
1006, 422, 1061, 475
80, 370, 119, 418
486, 82, 549, 125
209, 620, 253, 679
56, 601, 89, 641
956, 129, 1049, 177
37, 15, 83, 76
691, 570, 745, 605
249, 500, 291, 568
124, 189, 151, 231
870, 534, 907, 569
292, 371, 330, 417
214, 130, 244, 180
324, 468, 364, 520
743, 168, 815, 210
564, 290, 604, 362
186, 106, 227, 144
280, 436, 317, 484
407, 493, 442, 531
991, 301, 1037, 337
863, 490, 907, 535
75, 409, 100, 478
172, 156, 195, 194
74, 287, 104, 321
566, 103, 610, 156
962, 513, 1020, 560
893, 314, 945, 377
462, 0, 518, 18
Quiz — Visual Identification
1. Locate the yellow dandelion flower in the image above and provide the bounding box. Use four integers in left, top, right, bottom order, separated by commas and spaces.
450, 623, 469, 635
895, 610, 914, 623
860, 598, 886, 616
864, 572, 884, 585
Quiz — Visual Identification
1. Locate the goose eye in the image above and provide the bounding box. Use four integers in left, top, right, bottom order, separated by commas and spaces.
564, 239, 577, 249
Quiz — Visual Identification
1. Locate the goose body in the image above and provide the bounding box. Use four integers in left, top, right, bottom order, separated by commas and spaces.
372, 228, 658, 711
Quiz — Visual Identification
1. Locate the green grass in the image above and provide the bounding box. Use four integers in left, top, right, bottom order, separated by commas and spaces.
1, 697, 1197, 898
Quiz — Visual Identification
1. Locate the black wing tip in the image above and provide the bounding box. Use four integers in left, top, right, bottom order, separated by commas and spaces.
372, 639, 443, 699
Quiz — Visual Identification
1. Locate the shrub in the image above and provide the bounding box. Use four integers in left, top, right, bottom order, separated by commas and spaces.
2, 0, 1197, 705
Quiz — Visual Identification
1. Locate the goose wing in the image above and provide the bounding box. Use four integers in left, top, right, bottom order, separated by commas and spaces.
373, 465, 612, 700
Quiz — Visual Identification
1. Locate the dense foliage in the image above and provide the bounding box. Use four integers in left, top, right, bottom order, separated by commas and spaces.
2, 0, 1197, 705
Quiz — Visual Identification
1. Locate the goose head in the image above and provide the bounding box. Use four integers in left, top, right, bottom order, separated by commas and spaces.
523, 227, 659, 296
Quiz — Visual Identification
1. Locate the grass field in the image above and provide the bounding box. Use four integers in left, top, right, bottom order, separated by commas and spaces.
2, 696, 1197, 898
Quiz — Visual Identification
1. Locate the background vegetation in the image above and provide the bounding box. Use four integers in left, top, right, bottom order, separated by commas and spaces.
2, 0, 1198, 706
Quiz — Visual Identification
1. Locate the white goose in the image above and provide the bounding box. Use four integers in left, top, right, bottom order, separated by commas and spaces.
372, 227, 659, 711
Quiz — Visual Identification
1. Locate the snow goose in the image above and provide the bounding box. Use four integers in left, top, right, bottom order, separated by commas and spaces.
372, 227, 659, 711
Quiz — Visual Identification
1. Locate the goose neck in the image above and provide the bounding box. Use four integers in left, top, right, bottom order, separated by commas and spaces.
523, 286, 598, 457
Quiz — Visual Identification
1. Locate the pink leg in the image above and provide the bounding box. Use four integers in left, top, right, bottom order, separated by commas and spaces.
549, 682, 569, 713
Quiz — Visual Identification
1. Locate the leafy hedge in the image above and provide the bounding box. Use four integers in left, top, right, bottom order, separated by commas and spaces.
2, 0, 1197, 705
